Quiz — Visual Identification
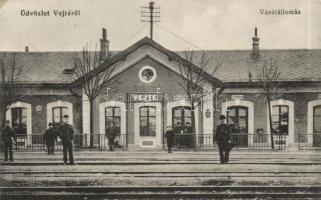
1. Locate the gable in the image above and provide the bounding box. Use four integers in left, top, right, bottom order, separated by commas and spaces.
109, 44, 207, 83
108, 56, 191, 99
73, 37, 222, 88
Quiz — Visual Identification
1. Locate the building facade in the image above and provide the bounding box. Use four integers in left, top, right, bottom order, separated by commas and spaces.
2, 29, 321, 150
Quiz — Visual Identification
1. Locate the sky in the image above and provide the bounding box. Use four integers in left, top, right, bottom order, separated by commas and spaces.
0, 0, 320, 51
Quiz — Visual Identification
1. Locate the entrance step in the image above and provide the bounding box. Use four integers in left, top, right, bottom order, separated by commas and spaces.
286, 143, 299, 151
127, 144, 164, 151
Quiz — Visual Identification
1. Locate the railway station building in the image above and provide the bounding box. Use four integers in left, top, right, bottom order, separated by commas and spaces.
2, 28, 321, 150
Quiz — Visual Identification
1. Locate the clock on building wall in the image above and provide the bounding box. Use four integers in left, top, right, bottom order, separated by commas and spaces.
139, 66, 157, 83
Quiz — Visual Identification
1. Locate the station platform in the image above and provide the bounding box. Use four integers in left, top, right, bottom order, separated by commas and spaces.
0, 150, 321, 165
1, 150, 321, 199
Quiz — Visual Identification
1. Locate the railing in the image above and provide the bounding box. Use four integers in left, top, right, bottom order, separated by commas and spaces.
13, 133, 288, 151
14, 134, 128, 151
166, 133, 287, 151
298, 134, 321, 150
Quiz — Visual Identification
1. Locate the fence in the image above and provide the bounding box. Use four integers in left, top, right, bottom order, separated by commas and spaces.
13, 133, 287, 151
14, 133, 128, 151
298, 134, 321, 150
166, 133, 287, 151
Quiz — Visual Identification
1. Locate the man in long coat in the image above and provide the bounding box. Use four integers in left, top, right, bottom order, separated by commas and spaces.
165, 126, 175, 153
57, 115, 75, 165
2, 120, 16, 161
106, 124, 116, 151
214, 115, 232, 164
44, 122, 57, 155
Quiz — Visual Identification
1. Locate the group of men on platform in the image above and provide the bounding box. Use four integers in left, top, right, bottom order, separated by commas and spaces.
1, 115, 75, 165
1, 114, 118, 164
3, 114, 232, 164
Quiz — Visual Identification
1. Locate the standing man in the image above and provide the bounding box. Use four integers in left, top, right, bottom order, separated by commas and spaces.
214, 115, 232, 164
174, 122, 182, 134
2, 120, 16, 161
57, 115, 75, 165
165, 126, 174, 153
44, 122, 57, 155
106, 123, 116, 151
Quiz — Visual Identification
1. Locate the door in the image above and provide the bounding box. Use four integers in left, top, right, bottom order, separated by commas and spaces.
138, 106, 158, 147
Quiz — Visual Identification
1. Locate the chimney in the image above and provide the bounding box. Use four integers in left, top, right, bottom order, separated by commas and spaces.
100, 28, 110, 61
25, 46, 29, 52
252, 27, 260, 58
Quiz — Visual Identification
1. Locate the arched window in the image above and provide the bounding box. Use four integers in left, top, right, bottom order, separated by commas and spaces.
271, 105, 289, 135
172, 106, 192, 133
105, 106, 121, 135
11, 107, 27, 135
52, 107, 68, 127
140, 106, 156, 136
227, 106, 248, 133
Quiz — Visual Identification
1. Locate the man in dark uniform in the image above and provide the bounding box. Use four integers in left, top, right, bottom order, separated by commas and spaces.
165, 126, 174, 153
174, 122, 182, 134
106, 123, 116, 151
214, 115, 232, 164
44, 122, 57, 155
2, 120, 16, 161
57, 115, 75, 165
174, 122, 182, 148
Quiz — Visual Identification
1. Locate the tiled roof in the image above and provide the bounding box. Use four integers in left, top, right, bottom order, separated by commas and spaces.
0, 51, 118, 84
1, 38, 320, 84
0, 52, 78, 84
179, 49, 321, 82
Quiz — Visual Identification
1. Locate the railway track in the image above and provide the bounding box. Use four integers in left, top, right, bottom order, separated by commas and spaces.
1, 186, 321, 199
1, 170, 321, 177
0, 161, 321, 166
1, 151, 320, 199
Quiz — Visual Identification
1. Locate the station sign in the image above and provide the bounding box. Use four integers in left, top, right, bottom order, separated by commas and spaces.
129, 93, 163, 103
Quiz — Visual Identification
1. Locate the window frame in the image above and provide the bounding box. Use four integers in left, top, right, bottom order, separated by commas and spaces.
138, 66, 157, 83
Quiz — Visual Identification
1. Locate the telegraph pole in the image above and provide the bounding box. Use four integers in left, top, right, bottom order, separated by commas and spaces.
141, 1, 160, 40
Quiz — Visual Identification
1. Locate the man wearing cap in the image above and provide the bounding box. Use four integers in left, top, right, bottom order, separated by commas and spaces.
57, 115, 75, 165
1, 120, 17, 161
165, 126, 174, 153
44, 122, 58, 155
214, 115, 232, 164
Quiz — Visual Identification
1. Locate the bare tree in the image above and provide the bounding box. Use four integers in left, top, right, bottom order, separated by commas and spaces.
0, 54, 24, 142
177, 50, 222, 135
72, 45, 117, 147
257, 59, 281, 149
